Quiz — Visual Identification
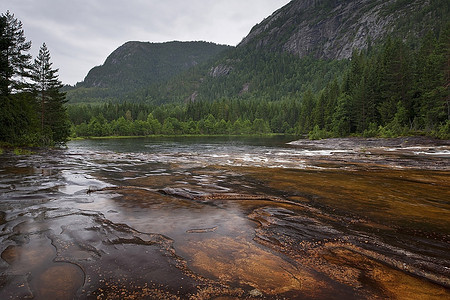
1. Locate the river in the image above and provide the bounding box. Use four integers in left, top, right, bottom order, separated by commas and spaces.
0, 136, 449, 299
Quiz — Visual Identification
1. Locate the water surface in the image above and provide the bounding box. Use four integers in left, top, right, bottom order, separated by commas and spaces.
0, 136, 449, 299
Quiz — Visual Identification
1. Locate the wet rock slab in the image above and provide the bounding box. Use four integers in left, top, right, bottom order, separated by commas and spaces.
0, 206, 239, 299
0, 137, 449, 299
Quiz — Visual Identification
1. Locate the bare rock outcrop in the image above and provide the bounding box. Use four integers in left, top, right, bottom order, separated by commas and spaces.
239, 0, 436, 60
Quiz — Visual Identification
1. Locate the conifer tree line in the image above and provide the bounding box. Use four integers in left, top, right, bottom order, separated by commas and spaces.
69, 22, 449, 139
302, 26, 450, 139
4, 9, 445, 141
0, 11, 69, 146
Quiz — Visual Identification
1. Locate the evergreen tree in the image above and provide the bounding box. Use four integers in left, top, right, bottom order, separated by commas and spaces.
0, 15, 10, 96
30, 43, 69, 145
1, 11, 31, 93
440, 23, 450, 122
332, 93, 353, 136
0, 11, 35, 144
377, 38, 414, 127
297, 89, 315, 133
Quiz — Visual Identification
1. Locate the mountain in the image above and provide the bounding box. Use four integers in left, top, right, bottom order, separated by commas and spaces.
133, 0, 448, 104
68, 0, 449, 138
66, 41, 231, 103
67, 0, 448, 104
239, 0, 448, 59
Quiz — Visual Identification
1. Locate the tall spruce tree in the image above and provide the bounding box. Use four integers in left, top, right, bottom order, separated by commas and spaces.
0, 15, 10, 96
0, 11, 36, 144
31, 43, 69, 145
1, 11, 31, 93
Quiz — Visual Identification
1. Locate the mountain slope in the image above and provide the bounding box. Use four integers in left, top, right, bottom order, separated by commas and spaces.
67, 0, 448, 104
134, 0, 448, 104
239, 0, 448, 59
67, 41, 231, 103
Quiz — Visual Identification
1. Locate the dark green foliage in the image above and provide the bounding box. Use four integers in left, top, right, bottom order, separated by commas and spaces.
299, 25, 450, 138
68, 98, 299, 137
0, 12, 70, 146
308, 125, 332, 140
68, 25, 449, 139
413, 25, 449, 131
30, 43, 70, 145
0, 15, 10, 96
0, 93, 39, 144
331, 93, 353, 136
1, 11, 32, 93
127, 50, 348, 106
0, 11, 36, 144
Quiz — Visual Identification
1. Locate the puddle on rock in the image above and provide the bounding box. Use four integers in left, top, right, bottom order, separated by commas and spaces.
0, 235, 85, 299
31, 263, 85, 299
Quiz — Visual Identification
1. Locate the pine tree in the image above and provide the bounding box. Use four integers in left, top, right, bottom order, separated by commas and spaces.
377, 38, 414, 127
1, 11, 32, 93
433, 21, 450, 124
332, 93, 353, 136
0, 15, 10, 96
0, 11, 36, 144
297, 89, 315, 133
30, 43, 69, 145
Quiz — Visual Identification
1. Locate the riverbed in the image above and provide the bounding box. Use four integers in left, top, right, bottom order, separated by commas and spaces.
0, 136, 449, 299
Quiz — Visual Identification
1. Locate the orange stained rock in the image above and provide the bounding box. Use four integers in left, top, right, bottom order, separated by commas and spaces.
180, 236, 321, 295
32, 263, 85, 299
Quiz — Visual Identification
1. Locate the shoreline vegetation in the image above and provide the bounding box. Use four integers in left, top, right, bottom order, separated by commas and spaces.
66, 23, 450, 143
2, 133, 447, 157
68, 131, 447, 141
69, 133, 291, 140
2, 12, 449, 149
68, 126, 450, 141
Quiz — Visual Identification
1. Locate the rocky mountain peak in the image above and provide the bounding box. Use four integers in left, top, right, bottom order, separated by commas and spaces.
238, 0, 443, 60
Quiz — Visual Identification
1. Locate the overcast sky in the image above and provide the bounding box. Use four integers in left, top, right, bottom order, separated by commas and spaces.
2, 0, 291, 85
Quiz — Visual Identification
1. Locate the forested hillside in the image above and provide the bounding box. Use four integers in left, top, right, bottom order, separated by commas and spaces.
68, 0, 450, 139
66, 41, 232, 104
69, 26, 450, 138
67, 0, 449, 106
130, 50, 348, 104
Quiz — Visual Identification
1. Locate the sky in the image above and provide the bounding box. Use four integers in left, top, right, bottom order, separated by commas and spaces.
2, 0, 291, 85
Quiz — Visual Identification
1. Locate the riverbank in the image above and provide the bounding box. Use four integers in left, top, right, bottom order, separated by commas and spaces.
0, 145, 35, 156
70, 133, 293, 140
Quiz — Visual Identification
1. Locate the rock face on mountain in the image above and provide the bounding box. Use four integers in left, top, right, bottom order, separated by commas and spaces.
82, 41, 231, 90
239, 0, 446, 59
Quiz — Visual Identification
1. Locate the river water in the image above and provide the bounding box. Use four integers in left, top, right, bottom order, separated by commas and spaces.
0, 136, 449, 299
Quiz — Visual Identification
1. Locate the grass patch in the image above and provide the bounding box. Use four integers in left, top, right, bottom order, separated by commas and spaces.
13, 148, 34, 155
